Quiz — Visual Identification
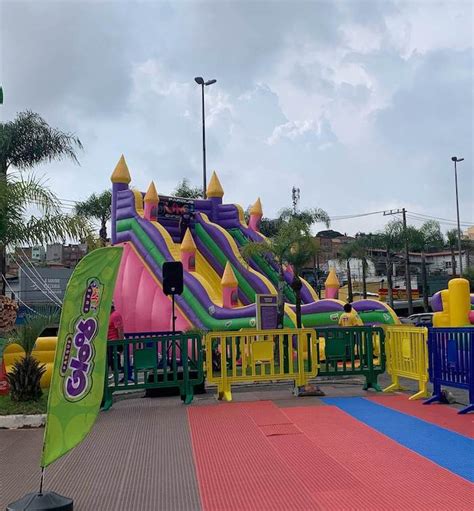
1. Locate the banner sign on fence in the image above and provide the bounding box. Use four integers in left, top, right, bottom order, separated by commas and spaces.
41, 247, 123, 467
256, 294, 278, 330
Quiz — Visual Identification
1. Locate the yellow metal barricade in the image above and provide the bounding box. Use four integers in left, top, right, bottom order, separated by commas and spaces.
205, 329, 318, 401
383, 325, 429, 400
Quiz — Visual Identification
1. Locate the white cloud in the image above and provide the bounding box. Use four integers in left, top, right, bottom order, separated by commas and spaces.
1, 0, 472, 238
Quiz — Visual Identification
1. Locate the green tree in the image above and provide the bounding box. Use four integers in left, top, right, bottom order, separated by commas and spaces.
373, 221, 404, 308
414, 221, 444, 311
352, 235, 374, 299
0, 111, 82, 174
462, 266, 474, 292
0, 111, 85, 295
259, 217, 283, 238
337, 243, 356, 303
75, 190, 112, 244
173, 178, 203, 199
242, 207, 330, 327
446, 229, 459, 276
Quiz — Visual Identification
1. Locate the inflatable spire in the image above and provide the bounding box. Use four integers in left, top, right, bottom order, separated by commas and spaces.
325, 268, 340, 299
249, 198, 263, 232
207, 171, 224, 198
181, 228, 196, 271
111, 154, 131, 184
144, 181, 158, 220
221, 262, 238, 307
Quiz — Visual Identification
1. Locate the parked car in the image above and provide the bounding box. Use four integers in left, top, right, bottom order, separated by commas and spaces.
405, 313, 433, 327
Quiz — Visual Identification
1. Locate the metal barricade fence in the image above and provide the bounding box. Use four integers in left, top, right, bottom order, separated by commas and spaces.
103, 332, 204, 410
425, 327, 473, 414
383, 325, 429, 400
205, 328, 318, 401
315, 327, 385, 391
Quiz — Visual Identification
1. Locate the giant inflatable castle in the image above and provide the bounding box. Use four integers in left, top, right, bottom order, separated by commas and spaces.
110, 156, 399, 332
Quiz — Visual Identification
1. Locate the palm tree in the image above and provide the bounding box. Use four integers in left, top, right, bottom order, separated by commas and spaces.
338, 243, 356, 303
75, 190, 112, 244
242, 208, 330, 327
0, 111, 82, 174
417, 221, 444, 311
0, 173, 91, 295
0, 111, 84, 295
374, 221, 404, 308
352, 235, 374, 299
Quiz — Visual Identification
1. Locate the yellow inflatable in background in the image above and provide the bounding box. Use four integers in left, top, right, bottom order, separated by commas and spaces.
433, 278, 471, 327
3, 337, 57, 388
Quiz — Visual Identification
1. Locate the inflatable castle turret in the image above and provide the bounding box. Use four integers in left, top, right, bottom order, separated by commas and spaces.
144, 181, 158, 221
325, 268, 340, 299
221, 262, 239, 308
206, 171, 224, 219
111, 155, 131, 244
249, 198, 263, 232
181, 228, 197, 272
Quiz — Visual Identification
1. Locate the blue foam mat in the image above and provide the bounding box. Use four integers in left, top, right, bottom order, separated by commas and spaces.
323, 397, 473, 482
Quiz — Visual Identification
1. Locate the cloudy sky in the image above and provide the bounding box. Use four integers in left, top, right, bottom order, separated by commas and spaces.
1, 0, 473, 236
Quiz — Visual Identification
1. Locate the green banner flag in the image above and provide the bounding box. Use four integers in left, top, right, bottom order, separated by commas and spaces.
41, 247, 123, 467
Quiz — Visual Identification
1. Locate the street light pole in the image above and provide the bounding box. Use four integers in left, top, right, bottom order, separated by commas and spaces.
451, 156, 464, 275
194, 77, 216, 199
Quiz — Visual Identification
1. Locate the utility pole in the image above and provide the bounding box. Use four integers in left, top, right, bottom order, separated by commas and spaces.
402, 208, 413, 315
383, 208, 413, 315
194, 77, 217, 199
451, 156, 464, 274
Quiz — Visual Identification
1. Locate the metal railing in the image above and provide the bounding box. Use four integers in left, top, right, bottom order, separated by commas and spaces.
383, 325, 429, 400
425, 327, 473, 414
315, 327, 386, 391
102, 332, 204, 410
205, 328, 318, 401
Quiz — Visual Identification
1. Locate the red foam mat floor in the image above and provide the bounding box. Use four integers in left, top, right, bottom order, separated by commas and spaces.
188, 401, 473, 511
368, 394, 474, 438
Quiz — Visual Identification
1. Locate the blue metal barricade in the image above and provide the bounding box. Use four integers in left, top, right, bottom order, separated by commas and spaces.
424, 327, 473, 414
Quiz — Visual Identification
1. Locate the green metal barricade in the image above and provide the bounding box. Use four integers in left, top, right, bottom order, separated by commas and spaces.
102, 332, 204, 410
315, 327, 386, 391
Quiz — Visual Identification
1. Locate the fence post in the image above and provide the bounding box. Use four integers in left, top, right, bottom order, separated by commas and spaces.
424, 328, 473, 414
102, 364, 113, 411
363, 329, 381, 391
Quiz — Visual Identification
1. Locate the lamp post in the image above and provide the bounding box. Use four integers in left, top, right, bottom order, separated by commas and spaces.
194, 77, 216, 199
451, 156, 464, 275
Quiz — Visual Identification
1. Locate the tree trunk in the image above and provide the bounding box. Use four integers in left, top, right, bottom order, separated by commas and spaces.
291, 274, 303, 328
362, 259, 367, 299
451, 247, 456, 277
0, 244, 6, 296
99, 220, 107, 245
346, 260, 353, 303
421, 252, 429, 312
0, 165, 6, 296
386, 255, 394, 308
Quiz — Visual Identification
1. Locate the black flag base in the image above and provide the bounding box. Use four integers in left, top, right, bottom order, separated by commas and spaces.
7, 492, 73, 510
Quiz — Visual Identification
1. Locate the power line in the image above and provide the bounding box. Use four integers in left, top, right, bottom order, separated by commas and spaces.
1, 274, 45, 314
19, 249, 63, 304
328, 208, 473, 227
12, 255, 63, 307
407, 211, 473, 227
329, 210, 385, 221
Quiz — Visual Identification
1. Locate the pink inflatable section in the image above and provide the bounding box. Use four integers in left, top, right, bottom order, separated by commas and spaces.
113, 243, 191, 333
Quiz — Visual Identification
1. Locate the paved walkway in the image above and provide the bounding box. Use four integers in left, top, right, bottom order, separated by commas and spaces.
1, 381, 471, 510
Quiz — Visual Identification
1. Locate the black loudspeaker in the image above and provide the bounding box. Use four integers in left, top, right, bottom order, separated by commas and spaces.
163, 261, 184, 295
